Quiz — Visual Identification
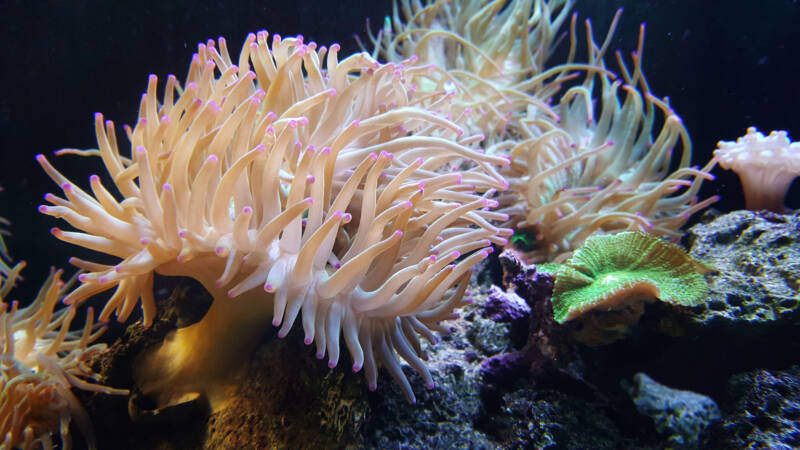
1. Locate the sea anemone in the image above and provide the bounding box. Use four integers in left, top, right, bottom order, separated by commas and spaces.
367, 1, 718, 263
714, 126, 800, 213
498, 15, 717, 262
365, 0, 577, 141
38, 31, 511, 406
1, 186, 9, 268
0, 260, 127, 449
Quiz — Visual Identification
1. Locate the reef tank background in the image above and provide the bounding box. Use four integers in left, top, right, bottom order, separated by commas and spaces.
0, 0, 799, 449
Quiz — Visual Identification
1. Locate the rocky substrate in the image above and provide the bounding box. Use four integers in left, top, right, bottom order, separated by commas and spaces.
83, 210, 799, 449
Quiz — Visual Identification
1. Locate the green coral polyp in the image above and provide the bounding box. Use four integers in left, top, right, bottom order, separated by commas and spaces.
551, 231, 710, 324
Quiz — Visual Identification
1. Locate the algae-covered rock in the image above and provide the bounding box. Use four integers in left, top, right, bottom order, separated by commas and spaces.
363, 294, 498, 449
497, 389, 650, 450
712, 366, 800, 449
685, 210, 800, 331
624, 373, 720, 448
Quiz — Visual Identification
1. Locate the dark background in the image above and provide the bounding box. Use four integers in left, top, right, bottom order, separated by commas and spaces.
1, 0, 799, 299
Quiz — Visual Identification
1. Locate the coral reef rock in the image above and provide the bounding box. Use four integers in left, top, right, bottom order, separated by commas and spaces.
712, 366, 800, 449
496, 389, 647, 450
685, 210, 800, 331
623, 373, 720, 448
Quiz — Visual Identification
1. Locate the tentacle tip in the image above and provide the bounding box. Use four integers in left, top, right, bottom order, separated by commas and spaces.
426, 383, 435, 390
327, 361, 337, 369
304, 337, 313, 345
352, 364, 362, 373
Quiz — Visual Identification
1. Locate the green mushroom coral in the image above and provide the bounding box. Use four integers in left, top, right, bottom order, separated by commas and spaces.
549, 231, 711, 343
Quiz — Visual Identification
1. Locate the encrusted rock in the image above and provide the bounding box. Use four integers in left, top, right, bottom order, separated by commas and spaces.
623, 373, 720, 448
684, 210, 800, 331
363, 294, 499, 449
496, 389, 647, 450
483, 285, 532, 323
712, 366, 800, 449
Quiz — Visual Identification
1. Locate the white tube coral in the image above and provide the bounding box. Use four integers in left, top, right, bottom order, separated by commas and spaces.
0, 261, 128, 450
38, 32, 511, 406
714, 127, 800, 213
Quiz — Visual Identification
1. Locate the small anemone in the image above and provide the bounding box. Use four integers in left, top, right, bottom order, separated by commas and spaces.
714, 126, 800, 213
550, 231, 711, 339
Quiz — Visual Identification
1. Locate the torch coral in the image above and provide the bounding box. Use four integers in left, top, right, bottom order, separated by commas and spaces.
0, 260, 128, 449
714, 126, 800, 213
37, 32, 511, 406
